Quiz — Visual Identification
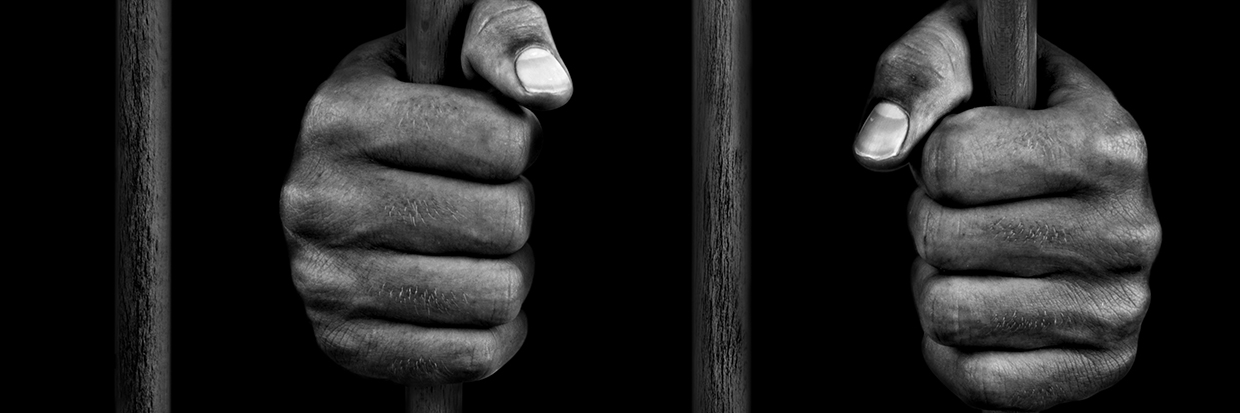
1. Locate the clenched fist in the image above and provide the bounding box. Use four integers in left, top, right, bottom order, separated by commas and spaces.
280, 0, 570, 386
853, 1, 1160, 411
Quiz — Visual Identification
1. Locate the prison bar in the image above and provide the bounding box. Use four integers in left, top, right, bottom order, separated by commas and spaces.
116, 0, 172, 411
692, 0, 752, 412
404, 0, 468, 411
978, 2, 1038, 412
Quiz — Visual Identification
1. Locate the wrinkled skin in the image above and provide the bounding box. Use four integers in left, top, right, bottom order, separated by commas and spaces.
852, 1, 1160, 411
280, 0, 571, 386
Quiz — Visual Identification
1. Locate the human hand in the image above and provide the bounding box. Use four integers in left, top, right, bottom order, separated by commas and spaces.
279, 0, 570, 386
852, 1, 1160, 411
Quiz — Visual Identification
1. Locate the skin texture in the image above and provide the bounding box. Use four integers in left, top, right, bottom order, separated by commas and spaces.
280, 0, 571, 386
853, 1, 1160, 411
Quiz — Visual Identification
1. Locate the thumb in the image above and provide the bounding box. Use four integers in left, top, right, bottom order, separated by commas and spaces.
854, 1, 974, 171
461, 0, 573, 111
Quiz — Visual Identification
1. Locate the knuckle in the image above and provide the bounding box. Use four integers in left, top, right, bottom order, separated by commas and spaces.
290, 249, 355, 314
463, 341, 499, 379
437, 339, 499, 383
481, 107, 540, 181
919, 278, 969, 345
1085, 103, 1148, 173
509, 109, 542, 174
300, 88, 353, 146
908, 191, 934, 261
1096, 281, 1150, 340
920, 114, 971, 201
313, 318, 370, 372
488, 262, 525, 324
1103, 345, 1139, 383
280, 175, 358, 243
1087, 131, 1147, 173
909, 194, 956, 270
953, 356, 1023, 409
1068, 346, 1137, 399
924, 107, 1014, 205
280, 180, 318, 231
299, 81, 376, 158
1098, 211, 1162, 273
1126, 219, 1162, 267
479, 178, 534, 254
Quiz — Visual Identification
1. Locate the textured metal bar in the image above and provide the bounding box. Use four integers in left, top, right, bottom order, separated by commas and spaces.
116, 0, 172, 411
692, 0, 751, 411
406, 0, 467, 411
978, 0, 1038, 108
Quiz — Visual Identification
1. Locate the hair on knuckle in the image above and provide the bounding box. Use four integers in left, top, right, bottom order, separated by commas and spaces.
389, 355, 447, 384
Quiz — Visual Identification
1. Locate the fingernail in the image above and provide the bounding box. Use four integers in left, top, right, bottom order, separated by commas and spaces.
854, 102, 908, 160
516, 48, 570, 94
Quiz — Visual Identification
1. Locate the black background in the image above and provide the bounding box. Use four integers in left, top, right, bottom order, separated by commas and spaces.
56, 0, 1231, 411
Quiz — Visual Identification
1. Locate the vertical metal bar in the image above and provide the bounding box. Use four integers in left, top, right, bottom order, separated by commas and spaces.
692, 0, 751, 411
979, 2, 1037, 412
405, 0, 466, 411
406, 0, 466, 84
978, 0, 1038, 109
116, 0, 172, 411
406, 383, 463, 413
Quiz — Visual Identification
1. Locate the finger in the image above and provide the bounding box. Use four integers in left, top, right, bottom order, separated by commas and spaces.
462, 0, 572, 111
916, 40, 1147, 206
309, 31, 542, 182
923, 336, 1135, 412
908, 189, 1160, 276
292, 244, 534, 327
911, 258, 1147, 350
312, 312, 528, 386
282, 169, 533, 256
1040, 38, 1118, 108
854, 0, 974, 170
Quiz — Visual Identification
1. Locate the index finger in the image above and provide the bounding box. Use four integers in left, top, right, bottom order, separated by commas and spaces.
306, 31, 542, 182
916, 39, 1148, 206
